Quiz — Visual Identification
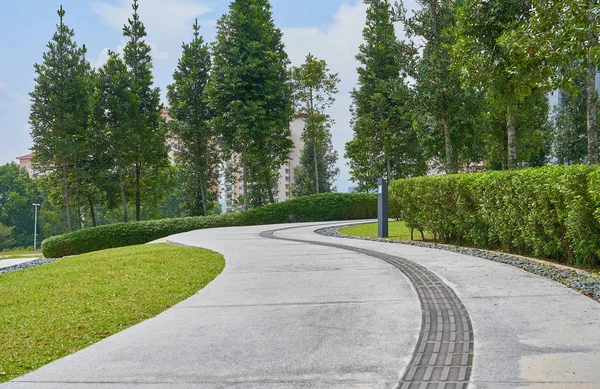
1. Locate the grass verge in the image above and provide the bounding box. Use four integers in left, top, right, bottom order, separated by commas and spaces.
0, 248, 42, 260
339, 221, 434, 241
0, 243, 225, 382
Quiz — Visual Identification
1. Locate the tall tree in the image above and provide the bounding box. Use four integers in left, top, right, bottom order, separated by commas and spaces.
293, 132, 339, 196
453, 0, 543, 170
209, 0, 294, 208
506, 0, 600, 164
400, 0, 481, 173
291, 53, 340, 195
345, 0, 424, 191
551, 81, 589, 165
167, 20, 219, 216
123, 0, 167, 221
30, 6, 89, 231
90, 51, 138, 222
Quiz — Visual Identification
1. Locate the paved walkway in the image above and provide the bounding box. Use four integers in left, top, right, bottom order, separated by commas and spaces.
0, 258, 40, 270
3, 222, 600, 388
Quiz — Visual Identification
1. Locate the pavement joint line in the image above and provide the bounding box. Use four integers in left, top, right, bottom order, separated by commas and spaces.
259, 226, 475, 389
171, 298, 413, 309
12, 380, 384, 385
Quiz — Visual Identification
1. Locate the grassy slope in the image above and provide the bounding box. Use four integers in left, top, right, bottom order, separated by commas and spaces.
0, 243, 225, 382
339, 221, 434, 241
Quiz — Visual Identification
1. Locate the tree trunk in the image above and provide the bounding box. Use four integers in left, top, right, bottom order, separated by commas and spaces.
506, 98, 518, 170
135, 164, 141, 221
313, 140, 320, 193
443, 114, 454, 174
587, 52, 598, 164
61, 155, 72, 231
118, 162, 128, 223
242, 159, 249, 211
77, 203, 83, 231
88, 196, 96, 227
265, 170, 275, 204
199, 172, 208, 217
385, 154, 391, 183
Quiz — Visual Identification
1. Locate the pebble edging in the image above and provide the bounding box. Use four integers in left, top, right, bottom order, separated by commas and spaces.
316, 225, 600, 303
0, 258, 61, 276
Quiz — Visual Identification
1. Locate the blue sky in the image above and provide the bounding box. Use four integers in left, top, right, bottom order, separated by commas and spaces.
0, 0, 418, 192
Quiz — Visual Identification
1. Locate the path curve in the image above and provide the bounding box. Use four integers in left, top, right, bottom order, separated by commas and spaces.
4, 221, 600, 389
4, 222, 421, 389
261, 227, 473, 389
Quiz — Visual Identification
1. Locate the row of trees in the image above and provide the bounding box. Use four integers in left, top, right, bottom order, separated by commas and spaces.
30, 2, 167, 231
345, 0, 600, 191
29, 0, 341, 232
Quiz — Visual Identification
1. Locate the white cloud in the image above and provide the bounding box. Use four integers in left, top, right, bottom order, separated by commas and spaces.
92, 40, 127, 70
282, 2, 367, 192
91, 0, 212, 32
91, 0, 212, 65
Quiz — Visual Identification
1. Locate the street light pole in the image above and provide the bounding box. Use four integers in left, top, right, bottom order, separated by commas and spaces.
378, 178, 389, 238
33, 203, 40, 250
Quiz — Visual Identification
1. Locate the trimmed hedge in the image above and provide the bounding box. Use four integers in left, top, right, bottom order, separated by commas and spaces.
390, 165, 600, 266
42, 193, 377, 258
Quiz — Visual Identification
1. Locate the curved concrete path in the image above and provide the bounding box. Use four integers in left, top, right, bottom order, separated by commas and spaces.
0, 258, 40, 270
3, 222, 600, 389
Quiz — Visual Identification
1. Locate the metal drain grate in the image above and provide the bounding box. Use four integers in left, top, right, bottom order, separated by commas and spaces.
260, 228, 474, 389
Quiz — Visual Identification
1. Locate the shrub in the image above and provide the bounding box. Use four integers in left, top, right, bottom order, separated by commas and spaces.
42, 193, 377, 258
390, 165, 600, 266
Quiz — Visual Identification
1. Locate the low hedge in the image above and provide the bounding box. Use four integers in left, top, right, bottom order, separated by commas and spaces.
390, 165, 600, 266
42, 193, 377, 258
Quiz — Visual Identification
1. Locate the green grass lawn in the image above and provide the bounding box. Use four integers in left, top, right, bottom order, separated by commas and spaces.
0, 243, 225, 382
0, 248, 43, 260
339, 221, 434, 241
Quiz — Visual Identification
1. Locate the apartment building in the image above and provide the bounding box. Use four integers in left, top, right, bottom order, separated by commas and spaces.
223, 118, 304, 213
16, 153, 40, 178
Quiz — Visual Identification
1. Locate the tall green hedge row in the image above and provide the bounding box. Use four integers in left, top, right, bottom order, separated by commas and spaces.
390, 165, 600, 266
42, 193, 377, 258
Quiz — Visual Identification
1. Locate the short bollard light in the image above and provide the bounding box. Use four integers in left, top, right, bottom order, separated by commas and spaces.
378, 177, 389, 238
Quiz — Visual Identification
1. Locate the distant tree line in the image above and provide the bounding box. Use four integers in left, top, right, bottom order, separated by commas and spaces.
22, 0, 340, 240
5, 0, 597, 246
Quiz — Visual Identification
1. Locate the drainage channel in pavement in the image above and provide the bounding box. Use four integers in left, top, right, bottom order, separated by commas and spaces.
260, 226, 474, 389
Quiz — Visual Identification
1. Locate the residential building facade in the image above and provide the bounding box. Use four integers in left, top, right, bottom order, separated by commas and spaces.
223, 118, 304, 213
16, 153, 40, 178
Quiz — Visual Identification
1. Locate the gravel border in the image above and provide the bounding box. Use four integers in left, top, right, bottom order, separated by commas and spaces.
0, 258, 61, 276
316, 224, 600, 303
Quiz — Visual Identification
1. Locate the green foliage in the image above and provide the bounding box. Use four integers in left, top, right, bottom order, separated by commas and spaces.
390, 165, 600, 266
30, 6, 90, 231
400, 0, 483, 173
0, 164, 44, 247
41, 193, 377, 258
550, 66, 590, 165
90, 51, 138, 222
452, 0, 546, 170
209, 0, 294, 206
122, 0, 168, 220
294, 132, 339, 196
167, 20, 219, 217
346, 0, 426, 191
0, 224, 14, 250
291, 54, 340, 195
